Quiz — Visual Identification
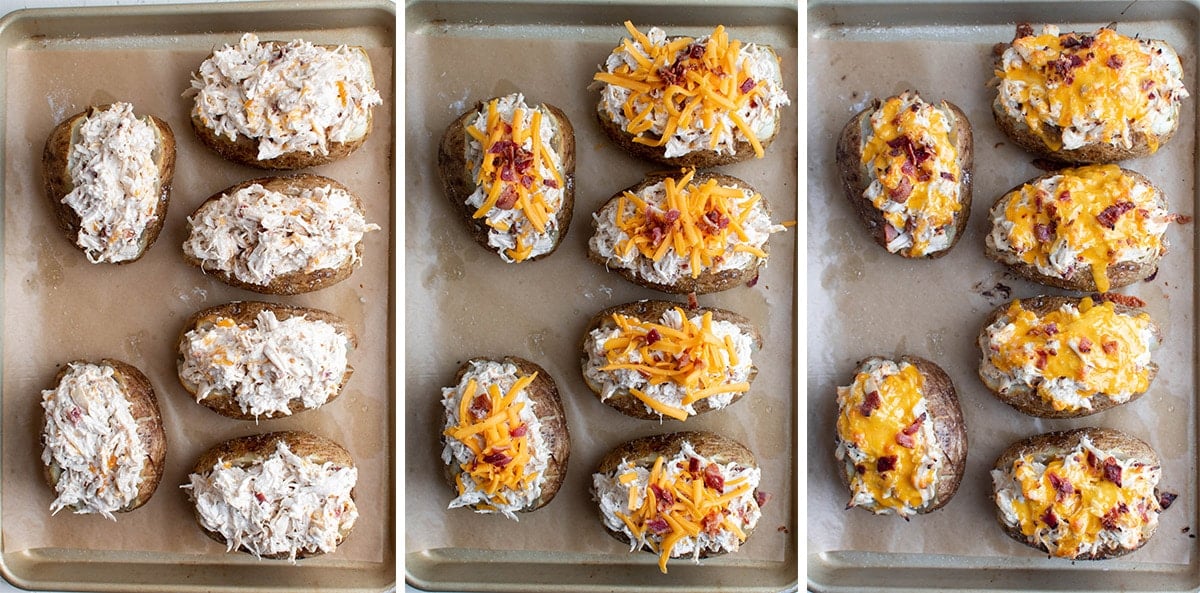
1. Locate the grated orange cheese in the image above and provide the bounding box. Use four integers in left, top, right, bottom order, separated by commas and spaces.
594, 21, 771, 157
444, 372, 538, 504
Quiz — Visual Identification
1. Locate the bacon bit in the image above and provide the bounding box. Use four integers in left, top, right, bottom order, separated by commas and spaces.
495, 185, 519, 210
1086, 449, 1099, 469
543, 178, 559, 189
1106, 54, 1124, 69
687, 43, 706, 60
1035, 349, 1049, 370
739, 78, 756, 94
889, 176, 913, 203
1099, 292, 1147, 308
859, 391, 882, 417
895, 433, 915, 448
1172, 213, 1193, 224
902, 412, 926, 435
1159, 491, 1179, 509
1015, 22, 1034, 38
1102, 340, 1119, 355
658, 59, 691, 87
1096, 201, 1134, 229
883, 224, 900, 244
1043, 322, 1059, 336
1048, 473, 1075, 501
755, 490, 772, 508
482, 451, 513, 467
854, 464, 866, 475
688, 457, 702, 474
1101, 503, 1128, 530
704, 463, 725, 491
940, 171, 955, 181
876, 456, 898, 473
1102, 457, 1123, 487
644, 328, 662, 345
67, 407, 82, 425
1041, 508, 1059, 528
646, 517, 671, 535
255, 492, 267, 503
1033, 222, 1055, 243
468, 394, 491, 420
687, 292, 699, 309
746, 273, 760, 288
1077, 337, 1093, 353
651, 483, 675, 512
510, 424, 528, 437
701, 510, 723, 535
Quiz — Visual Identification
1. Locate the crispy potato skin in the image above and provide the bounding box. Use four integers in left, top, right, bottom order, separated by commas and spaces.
579, 299, 762, 420
190, 43, 374, 170
441, 356, 570, 512
436, 98, 575, 262
182, 174, 369, 295
992, 427, 1163, 559
977, 295, 1160, 418
41, 358, 167, 513
595, 430, 759, 558
992, 26, 1180, 164
984, 168, 1167, 292
176, 301, 357, 420
43, 104, 175, 264
595, 42, 783, 168
835, 96, 972, 259
588, 170, 771, 294
835, 355, 967, 513
189, 430, 356, 560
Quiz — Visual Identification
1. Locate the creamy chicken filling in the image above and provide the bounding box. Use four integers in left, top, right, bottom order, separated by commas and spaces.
41, 362, 147, 520
63, 102, 161, 264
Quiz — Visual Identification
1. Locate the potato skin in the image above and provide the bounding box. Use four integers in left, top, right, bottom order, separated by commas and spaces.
834, 94, 972, 259
977, 295, 1160, 418
836, 355, 967, 513
991, 427, 1164, 560
41, 358, 167, 514
588, 170, 771, 294
43, 104, 175, 264
442, 356, 570, 512
579, 299, 762, 420
437, 98, 575, 262
190, 43, 374, 170
182, 174, 370, 295
595, 430, 759, 558
984, 168, 1168, 292
189, 430, 356, 560
176, 301, 357, 420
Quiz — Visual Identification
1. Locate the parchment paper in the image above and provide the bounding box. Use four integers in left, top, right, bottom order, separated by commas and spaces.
2, 38, 394, 568
808, 13, 1196, 574
404, 20, 798, 578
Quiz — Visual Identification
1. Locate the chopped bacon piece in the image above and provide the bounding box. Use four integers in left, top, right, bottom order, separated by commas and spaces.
1033, 222, 1055, 243
255, 492, 267, 503
1173, 213, 1193, 224
687, 42, 706, 60
739, 78, 756, 94
900, 160, 916, 177
876, 455, 898, 473
746, 272, 760, 288
510, 424, 528, 437
755, 490, 772, 508
895, 433, 915, 448
1043, 322, 1059, 336
701, 510, 723, 535
645, 328, 661, 345
495, 185, 519, 210
687, 292, 699, 309
940, 171, 955, 181
543, 178, 559, 189
1102, 456, 1123, 487
1099, 292, 1146, 308
468, 394, 492, 420
1077, 337, 1093, 353
482, 451, 513, 467
1041, 508, 1059, 528
859, 391, 882, 417
1016, 23, 1034, 38
651, 484, 675, 513
883, 224, 900, 244
67, 407, 82, 425
1101, 503, 1128, 530
902, 412, 927, 436
1106, 54, 1124, 69
1096, 201, 1134, 229
1035, 349, 1049, 370
1048, 473, 1075, 501
889, 176, 913, 203
1102, 340, 1119, 355
646, 517, 671, 535
855, 464, 866, 475
1086, 449, 1099, 468
1160, 491, 1179, 510
688, 457, 701, 474
703, 463, 725, 491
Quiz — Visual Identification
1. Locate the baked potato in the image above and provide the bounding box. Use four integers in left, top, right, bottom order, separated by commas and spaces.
591, 430, 766, 573
182, 174, 379, 295
834, 355, 967, 517
184, 430, 358, 561
440, 356, 570, 519
592, 21, 789, 167
437, 93, 575, 263
580, 299, 761, 421
993, 23, 1189, 163
189, 33, 382, 169
835, 90, 973, 258
985, 164, 1174, 292
991, 427, 1174, 560
40, 359, 167, 519
42, 102, 175, 264
588, 169, 785, 294
978, 295, 1160, 419
177, 301, 357, 421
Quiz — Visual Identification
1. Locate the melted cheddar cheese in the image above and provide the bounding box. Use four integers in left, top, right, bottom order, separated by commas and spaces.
583, 306, 755, 421
595, 22, 789, 159
988, 164, 1171, 292
981, 298, 1157, 413
991, 435, 1162, 559
463, 93, 567, 263
996, 25, 1188, 153
834, 359, 943, 517
440, 360, 550, 520
859, 92, 963, 257
591, 441, 762, 573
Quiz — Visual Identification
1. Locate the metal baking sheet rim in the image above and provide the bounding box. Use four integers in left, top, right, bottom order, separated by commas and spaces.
807, 1, 1200, 592
0, 2, 398, 592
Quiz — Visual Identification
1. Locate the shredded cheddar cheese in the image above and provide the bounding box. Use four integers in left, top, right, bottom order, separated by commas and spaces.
594, 22, 789, 159
991, 434, 1163, 559
983, 298, 1157, 413
859, 91, 963, 257
996, 25, 1188, 153
990, 164, 1171, 292
834, 359, 943, 517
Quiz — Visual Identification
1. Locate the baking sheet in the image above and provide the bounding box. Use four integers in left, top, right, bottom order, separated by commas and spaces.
403, 2, 798, 591
807, 1, 1199, 591
0, 2, 396, 592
